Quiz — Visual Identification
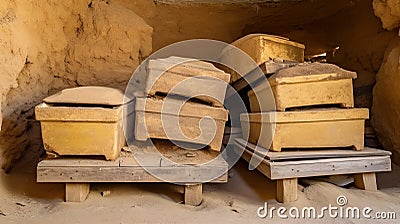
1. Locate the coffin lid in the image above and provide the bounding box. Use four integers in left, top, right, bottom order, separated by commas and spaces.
231, 34, 305, 49
135, 97, 228, 121
269, 62, 357, 85
240, 108, 369, 123
44, 86, 131, 106
147, 56, 230, 82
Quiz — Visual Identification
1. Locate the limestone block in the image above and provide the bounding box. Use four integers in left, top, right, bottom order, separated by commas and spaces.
135, 97, 228, 151
240, 108, 369, 151
219, 34, 305, 83
248, 63, 357, 112
146, 57, 230, 107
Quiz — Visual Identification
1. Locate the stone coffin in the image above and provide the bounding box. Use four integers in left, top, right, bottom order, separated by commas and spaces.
248, 63, 357, 112
134, 97, 228, 151
219, 34, 305, 83
240, 108, 369, 151
146, 57, 230, 107
35, 87, 131, 160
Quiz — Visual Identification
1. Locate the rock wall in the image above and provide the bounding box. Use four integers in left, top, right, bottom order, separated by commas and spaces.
373, 0, 400, 31
0, 0, 152, 171
372, 38, 400, 164
372, 0, 400, 164
0, 0, 398, 171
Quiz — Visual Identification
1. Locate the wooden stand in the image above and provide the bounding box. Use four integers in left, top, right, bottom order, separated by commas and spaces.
234, 138, 391, 203
37, 142, 228, 206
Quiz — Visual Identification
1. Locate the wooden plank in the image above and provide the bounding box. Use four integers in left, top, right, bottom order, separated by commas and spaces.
65, 183, 90, 202
354, 173, 377, 191
38, 142, 228, 168
235, 145, 272, 179
276, 178, 298, 203
270, 156, 391, 180
125, 142, 228, 167
37, 166, 228, 183
238, 145, 391, 180
184, 184, 202, 206
235, 138, 391, 161
38, 157, 121, 167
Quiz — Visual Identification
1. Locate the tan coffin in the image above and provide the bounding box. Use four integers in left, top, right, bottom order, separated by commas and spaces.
135, 97, 228, 151
146, 57, 230, 107
240, 108, 369, 151
248, 64, 357, 112
35, 87, 131, 160
219, 34, 305, 83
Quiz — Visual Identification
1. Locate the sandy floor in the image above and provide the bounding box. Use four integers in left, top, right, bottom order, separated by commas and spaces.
0, 145, 399, 224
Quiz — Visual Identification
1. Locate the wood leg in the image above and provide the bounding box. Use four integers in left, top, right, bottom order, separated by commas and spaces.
184, 184, 202, 206
276, 178, 298, 203
65, 183, 90, 202
354, 173, 377, 191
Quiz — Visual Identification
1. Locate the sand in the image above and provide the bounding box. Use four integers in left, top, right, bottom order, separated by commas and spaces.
0, 139, 399, 224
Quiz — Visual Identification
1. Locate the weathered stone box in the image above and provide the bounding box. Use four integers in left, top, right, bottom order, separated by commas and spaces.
219, 34, 305, 83
135, 97, 228, 151
248, 63, 357, 112
240, 108, 369, 151
35, 87, 130, 160
146, 57, 231, 107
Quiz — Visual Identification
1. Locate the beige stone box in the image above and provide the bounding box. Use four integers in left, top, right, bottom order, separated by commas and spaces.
219, 34, 305, 83
248, 63, 357, 112
146, 57, 230, 107
240, 108, 369, 151
135, 97, 228, 151
35, 87, 131, 160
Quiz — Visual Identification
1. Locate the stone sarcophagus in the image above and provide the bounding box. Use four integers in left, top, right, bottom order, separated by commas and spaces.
35, 87, 132, 160
146, 57, 230, 107
240, 108, 369, 151
248, 63, 357, 112
219, 34, 305, 83
134, 97, 228, 151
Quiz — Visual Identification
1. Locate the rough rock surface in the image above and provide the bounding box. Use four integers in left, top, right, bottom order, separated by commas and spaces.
0, 0, 152, 171
373, 0, 400, 30
372, 38, 400, 164
0, 0, 398, 171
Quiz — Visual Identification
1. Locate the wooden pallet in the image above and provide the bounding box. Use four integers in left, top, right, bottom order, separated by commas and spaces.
234, 138, 392, 203
37, 141, 228, 206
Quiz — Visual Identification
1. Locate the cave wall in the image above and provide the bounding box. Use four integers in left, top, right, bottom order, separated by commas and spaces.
0, 0, 152, 171
372, 0, 400, 164
0, 0, 398, 171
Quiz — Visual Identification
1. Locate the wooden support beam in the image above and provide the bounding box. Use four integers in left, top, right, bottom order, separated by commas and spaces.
354, 172, 377, 191
65, 183, 90, 202
184, 184, 202, 206
276, 178, 297, 203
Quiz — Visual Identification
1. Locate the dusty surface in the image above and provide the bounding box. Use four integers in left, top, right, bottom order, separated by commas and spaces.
271, 63, 357, 80
43, 87, 126, 106
372, 38, 400, 164
0, 139, 399, 223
